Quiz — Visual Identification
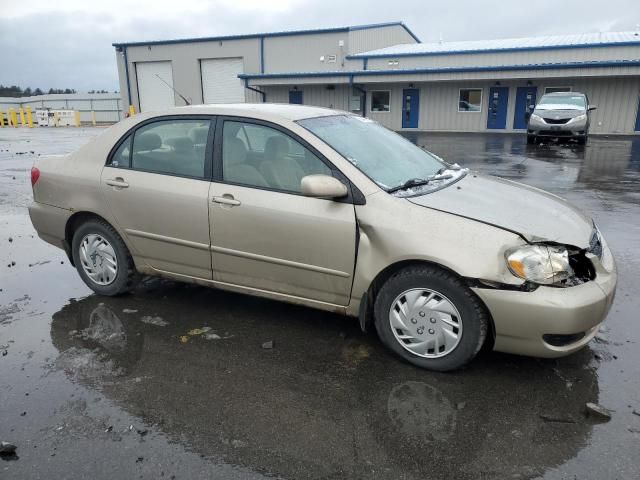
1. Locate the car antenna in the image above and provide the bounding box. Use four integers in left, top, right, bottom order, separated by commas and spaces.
155, 74, 191, 105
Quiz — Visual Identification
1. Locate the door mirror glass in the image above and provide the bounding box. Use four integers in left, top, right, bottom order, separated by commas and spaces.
300, 174, 348, 199
588, 105, 597, 111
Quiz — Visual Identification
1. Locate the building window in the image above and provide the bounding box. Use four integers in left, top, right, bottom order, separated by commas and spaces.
371, 91, 391, 112
458, 89, 483, 112
544, 86, 572, 94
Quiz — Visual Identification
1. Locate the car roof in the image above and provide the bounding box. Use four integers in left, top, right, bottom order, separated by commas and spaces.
543, 91, 586, 96
144, 103, 346, 122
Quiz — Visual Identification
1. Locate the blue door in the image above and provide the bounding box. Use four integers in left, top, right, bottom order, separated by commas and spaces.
289, 90, 303, 105
402, 89, 420, 128
635, 95, 640, 131
487, 87, 509, 129
513, 86, 537, 129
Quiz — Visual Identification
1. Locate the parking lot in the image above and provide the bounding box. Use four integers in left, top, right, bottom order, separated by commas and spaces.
1, 127, 639, 479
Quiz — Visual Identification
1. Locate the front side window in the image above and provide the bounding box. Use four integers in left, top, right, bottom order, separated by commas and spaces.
222, 120, 332, 193
110, 135, 131, 168
459, 89, 482, 112
371, 91, 391, 112
298, 115, 463, 196
131, 119, 210, 178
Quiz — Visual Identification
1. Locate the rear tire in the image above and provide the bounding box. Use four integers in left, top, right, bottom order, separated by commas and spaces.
71, 219, 139, 296
374, 266, 488, 372
577, 136, 587, 146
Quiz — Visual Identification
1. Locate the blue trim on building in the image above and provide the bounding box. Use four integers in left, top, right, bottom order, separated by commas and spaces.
238, 59, 640, 80
347, 39, 640, 60
260, 36, 265, 74
112, 21, 418, 48
122, 46, 132, 106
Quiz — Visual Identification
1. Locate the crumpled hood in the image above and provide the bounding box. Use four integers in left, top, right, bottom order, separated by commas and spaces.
408, 174, 593, 248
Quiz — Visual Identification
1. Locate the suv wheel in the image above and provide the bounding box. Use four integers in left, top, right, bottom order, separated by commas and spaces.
71, 219, 139, 296
374, 266, 488, 371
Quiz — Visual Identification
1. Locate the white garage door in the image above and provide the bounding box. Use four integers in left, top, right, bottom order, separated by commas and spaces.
136, 61, 175, 112
201, 58, 245, 104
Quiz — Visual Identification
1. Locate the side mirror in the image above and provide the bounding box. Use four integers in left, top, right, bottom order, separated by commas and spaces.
588, 105, 597, 111
301, 174, 348, 199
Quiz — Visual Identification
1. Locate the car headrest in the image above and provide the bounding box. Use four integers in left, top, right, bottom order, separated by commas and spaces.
264, 136, 289, 162
171, 136, 193, 154
224, 138, 247, 166
189, 126, 209, 145
134, 132, 162, 152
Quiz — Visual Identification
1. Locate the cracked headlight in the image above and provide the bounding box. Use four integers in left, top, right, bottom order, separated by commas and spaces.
569, 114, 587, 123
506, 245, 574, 285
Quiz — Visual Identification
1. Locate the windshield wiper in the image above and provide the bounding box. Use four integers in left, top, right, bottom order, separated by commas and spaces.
387, 171, 454, 193
387, 177, 432, 193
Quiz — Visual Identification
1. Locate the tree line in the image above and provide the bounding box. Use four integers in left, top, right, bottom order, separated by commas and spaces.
0, 85, 118, 97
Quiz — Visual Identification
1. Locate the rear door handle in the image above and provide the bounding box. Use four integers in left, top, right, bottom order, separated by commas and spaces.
105, 178, 129, 188
212, 195, 241, 206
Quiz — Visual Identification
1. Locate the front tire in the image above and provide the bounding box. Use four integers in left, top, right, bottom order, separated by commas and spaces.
71, 219, 139, 296
374, 266, 488, 371
526, 135, 536, 145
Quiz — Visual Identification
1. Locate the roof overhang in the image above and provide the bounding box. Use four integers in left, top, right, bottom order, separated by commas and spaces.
239, 59, 640, 85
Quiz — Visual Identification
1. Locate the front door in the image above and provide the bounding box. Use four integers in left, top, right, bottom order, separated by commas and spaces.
513, 86, 537, 129
402, 88, 420, 128
101, 117, 214, 279
209, 118, 357, 305
289, 90, 303, 105
487, 86, 509, 130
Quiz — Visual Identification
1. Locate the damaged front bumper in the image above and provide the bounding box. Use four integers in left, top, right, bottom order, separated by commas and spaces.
472, 248, 617, 358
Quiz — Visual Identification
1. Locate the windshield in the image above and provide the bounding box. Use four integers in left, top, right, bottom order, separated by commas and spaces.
297, 115, 461, 194
536, 94, 586, 110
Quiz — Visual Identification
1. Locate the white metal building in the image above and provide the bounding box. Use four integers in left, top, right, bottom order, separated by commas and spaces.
0, 93, 123, 123
114, 23, 640, 134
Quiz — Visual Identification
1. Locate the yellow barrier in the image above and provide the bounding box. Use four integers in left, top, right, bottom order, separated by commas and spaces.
0, 110, 4, 128
19, 108, 26, 127
9, 108, 18, 128
74, 111, 81, 127
128, 105, 135, 116
91, 110, 97, 126
25, 106, 33, 128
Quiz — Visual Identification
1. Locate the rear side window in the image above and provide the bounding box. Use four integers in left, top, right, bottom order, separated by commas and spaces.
131, 119, 210, 178
111, 136, 131, 168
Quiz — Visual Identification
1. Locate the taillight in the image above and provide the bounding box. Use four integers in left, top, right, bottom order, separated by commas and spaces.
31, 166, 40, 186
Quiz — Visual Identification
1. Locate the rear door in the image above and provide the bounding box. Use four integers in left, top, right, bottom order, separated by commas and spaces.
208, 117, 357, 306
101, 116, 214, 279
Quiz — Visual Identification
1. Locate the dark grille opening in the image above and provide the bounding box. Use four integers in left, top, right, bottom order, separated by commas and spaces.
543, 332, 586, 347
544, 118, 570, 125
539, 130, 574, 136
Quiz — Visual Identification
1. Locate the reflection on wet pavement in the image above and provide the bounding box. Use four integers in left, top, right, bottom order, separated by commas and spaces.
2, 129, 640, 479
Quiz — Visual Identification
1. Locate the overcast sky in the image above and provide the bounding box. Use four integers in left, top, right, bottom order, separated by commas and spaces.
1, 0, 638, 92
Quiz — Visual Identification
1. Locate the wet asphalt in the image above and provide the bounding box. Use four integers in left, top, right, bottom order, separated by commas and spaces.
1, 127, 639, 479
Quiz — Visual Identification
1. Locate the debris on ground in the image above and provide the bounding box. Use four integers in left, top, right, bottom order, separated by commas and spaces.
456, 402, 467, 410
539, 414, 577, 424
122, 308, 138, 314
262, 340, 274, 349
187, 327, 212, 336
0, 441, 17, 456
585, 402, 612, 421
203, 333, 221, 340
179, 335, 189, 344
629, 427, 640, 434
140, 316, 168, 327
8, 237, 12, 243
136, 428, 148, 437
632, 409, 640, 417
105, 426, 113, 433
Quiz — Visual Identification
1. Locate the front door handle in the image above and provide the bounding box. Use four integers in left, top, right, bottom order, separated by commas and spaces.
105, 178, 129, 188
212, 195, 241, 206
